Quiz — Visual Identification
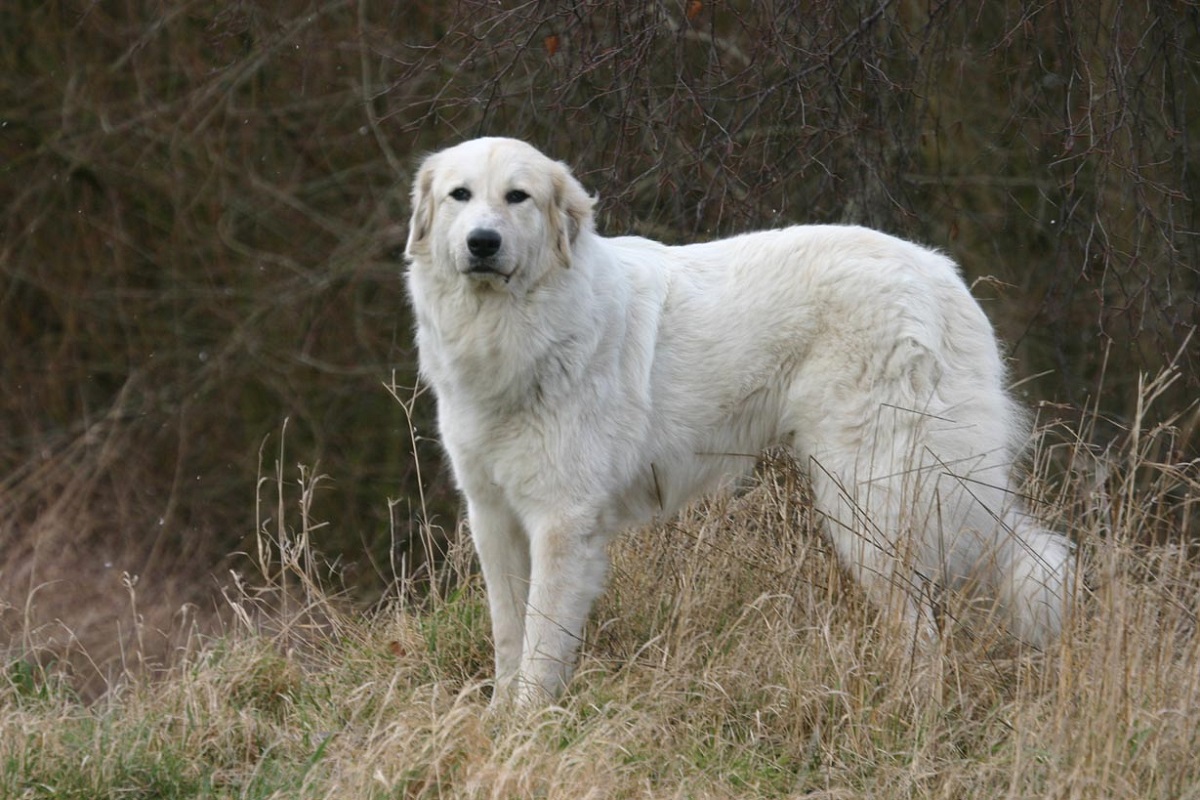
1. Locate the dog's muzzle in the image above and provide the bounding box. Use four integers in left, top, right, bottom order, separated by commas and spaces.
468, 227, 501, 258
465, 228, 508, 277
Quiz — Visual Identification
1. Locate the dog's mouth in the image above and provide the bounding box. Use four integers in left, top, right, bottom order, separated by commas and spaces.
465, 259, 513, 282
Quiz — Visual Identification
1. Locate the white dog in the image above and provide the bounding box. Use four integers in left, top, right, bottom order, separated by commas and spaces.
405, 137, 1074, 706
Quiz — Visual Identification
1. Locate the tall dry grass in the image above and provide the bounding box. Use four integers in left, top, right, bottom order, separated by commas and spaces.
3, 370, 1198, 798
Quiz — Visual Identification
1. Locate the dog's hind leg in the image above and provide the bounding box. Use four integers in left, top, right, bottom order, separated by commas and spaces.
807, 456, 940, 646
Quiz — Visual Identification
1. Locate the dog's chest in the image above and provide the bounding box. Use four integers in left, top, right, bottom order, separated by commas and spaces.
437, 391, 576, 498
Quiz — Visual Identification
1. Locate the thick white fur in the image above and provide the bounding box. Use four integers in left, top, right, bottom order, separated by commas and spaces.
405, 137, 1074, 706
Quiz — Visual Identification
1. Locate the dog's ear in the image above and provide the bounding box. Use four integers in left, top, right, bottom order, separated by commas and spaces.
405, 158, 436, 259
549, 163, 596, 269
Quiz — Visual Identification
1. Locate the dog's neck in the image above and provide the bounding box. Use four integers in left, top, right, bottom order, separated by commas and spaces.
410, 258, 606, 412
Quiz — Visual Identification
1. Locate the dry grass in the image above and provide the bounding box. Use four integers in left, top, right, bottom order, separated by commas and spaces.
4, 373, 1198, 799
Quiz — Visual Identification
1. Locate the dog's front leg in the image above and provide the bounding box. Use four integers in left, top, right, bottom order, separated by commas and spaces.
516, 517, 610, 706
466, 495, 530, 704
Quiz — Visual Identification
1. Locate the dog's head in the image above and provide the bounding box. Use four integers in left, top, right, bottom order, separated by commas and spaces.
405, 138, 595, 290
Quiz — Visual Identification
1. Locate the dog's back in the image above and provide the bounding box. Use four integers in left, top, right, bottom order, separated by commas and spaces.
599, 224, 1073, 643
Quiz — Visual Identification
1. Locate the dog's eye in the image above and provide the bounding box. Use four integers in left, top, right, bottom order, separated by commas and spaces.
505, 189, 530, 204
449, 187, 471, 202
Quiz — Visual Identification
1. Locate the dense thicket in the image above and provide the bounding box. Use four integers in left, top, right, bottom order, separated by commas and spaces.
2, 1, 1197, 691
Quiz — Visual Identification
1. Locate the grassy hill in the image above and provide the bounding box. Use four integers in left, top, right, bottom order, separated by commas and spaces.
6, 384, 1199, 797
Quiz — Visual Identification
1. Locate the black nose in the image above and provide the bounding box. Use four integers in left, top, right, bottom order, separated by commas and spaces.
467, 228, 502, 258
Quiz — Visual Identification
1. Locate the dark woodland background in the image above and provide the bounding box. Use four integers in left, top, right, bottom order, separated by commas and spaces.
2, 0, 1197, 694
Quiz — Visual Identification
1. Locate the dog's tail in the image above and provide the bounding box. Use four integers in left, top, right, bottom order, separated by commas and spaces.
992, 517, 1076, 647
